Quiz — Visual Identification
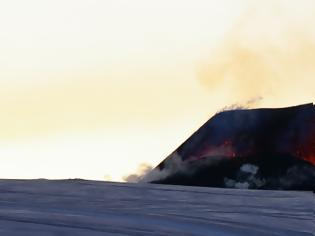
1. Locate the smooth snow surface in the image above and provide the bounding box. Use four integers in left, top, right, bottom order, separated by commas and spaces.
0, 179, 313, 235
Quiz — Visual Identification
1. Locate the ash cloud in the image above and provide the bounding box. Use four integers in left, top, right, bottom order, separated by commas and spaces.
198, 1, 315, 106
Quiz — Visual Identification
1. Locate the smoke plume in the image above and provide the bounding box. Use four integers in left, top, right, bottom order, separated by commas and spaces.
123, 163, 153, 183
141, 153, 186, 183
218, 96, 263, 112
198, 1, 315, 106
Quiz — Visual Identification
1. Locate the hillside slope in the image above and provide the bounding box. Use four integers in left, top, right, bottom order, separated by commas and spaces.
147, 104, 315, 190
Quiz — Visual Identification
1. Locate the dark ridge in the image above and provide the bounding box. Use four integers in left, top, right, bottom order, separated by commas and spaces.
148, 103, 315, 190
152, 153, 315, 190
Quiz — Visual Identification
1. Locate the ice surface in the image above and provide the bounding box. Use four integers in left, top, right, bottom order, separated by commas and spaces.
0, 179, 313, 235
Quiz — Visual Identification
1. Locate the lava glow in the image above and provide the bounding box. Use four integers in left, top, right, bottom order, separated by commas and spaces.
185, 105, 315, 167
188, 139, 237, 161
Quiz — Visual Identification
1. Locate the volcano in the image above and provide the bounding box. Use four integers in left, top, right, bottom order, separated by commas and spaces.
145, 103, 315, 190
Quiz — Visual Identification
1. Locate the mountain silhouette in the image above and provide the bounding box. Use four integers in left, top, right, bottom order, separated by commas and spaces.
146, 103, 315, 190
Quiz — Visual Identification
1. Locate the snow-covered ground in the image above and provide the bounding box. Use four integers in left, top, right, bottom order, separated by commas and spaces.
0, 179, 313, 235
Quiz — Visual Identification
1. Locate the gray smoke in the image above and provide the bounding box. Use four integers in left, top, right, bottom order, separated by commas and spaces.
240, 164, 259, 175
278, 165, 315, 189
218, 96, 263, 113
224, 163, 266, 189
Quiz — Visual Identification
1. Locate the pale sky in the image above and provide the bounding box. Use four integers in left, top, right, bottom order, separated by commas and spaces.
0, 0, 314, 181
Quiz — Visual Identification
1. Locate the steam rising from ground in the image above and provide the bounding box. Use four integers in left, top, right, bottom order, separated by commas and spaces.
123, 163, 152, 183
141, 153, 228, 183
141, 153, 186, 183
198, 1, 315, 106
224, 164, 266, 189
218, 96, 263, 112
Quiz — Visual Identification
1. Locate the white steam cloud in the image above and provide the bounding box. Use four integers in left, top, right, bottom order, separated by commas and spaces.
218, 96, 263, 112
123, 163, 153, 183
224, 164, 266, 189
141, 153, 186, 183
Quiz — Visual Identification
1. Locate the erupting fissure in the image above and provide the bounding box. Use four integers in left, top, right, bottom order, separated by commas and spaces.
145, 103, 315, 190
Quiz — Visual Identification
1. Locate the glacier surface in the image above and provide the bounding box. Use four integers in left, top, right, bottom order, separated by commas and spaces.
0, 179, 313, 235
